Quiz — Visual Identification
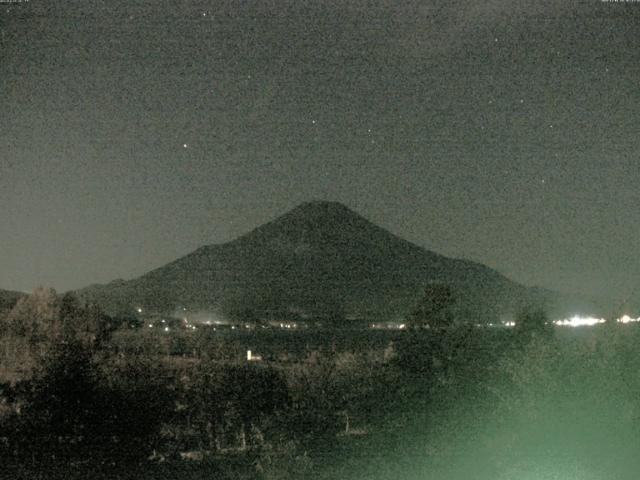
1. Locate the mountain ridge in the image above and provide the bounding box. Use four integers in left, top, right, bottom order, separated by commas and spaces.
75, 201, 587, 322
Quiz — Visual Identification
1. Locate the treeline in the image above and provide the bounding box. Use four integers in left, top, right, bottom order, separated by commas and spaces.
0, 289, 404, 479
1, 286, 624, 479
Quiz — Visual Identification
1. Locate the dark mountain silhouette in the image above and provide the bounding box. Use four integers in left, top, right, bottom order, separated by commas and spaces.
76, 201, 585, 323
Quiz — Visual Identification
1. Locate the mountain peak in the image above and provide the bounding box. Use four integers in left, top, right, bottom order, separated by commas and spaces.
285, 200, 367, 223
237, 201, 378, 247
280, 201, 365, 224
293, 200, 355, 213
78, 200, 557, 322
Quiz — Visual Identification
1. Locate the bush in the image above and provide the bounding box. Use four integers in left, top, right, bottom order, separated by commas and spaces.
6, 342, 175, 464
513, 306, 553, 343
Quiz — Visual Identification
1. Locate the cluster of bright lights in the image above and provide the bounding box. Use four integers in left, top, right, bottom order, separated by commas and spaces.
618, 314, 640, 324
555, 316, 605, 327
496, 315, 640, 329
553, 315, 640, 327
369, 322, 407, 330
279, 323, 297, 329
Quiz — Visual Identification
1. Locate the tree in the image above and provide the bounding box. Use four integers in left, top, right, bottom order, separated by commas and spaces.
0, 288, 61, 383
4, 287, 59, 341
13, 342, 175, 462
0, 289, 119, 387
21, 343, 97, 443
319, 298, 346, 328
186, 362, 290, 452
407, 282, 455, 331
513, 305, 553, 341
224, 305, 266, 327
286, 349, 346, 443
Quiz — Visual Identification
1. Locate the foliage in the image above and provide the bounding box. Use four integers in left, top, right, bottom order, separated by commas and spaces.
394, 324, 495, 393
407, 282, 455, 330
1, 340, 175, 464
513, 305, 553, 342
3, 287, 59, 341
0, 289, 117, 383
179, 361, 290, 453
12, 294, 640, 480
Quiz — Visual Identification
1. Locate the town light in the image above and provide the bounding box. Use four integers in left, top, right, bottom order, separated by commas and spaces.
555, 316, 605, 327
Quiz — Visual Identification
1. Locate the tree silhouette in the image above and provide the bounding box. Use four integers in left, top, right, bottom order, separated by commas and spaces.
407, 282, 455, 331
514, 305, 553, 341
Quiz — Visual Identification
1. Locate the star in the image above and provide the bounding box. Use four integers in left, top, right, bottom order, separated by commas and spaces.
183, 143, 188, 149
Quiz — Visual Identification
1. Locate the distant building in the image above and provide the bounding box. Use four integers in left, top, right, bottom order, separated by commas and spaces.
369, 322, 406, 330
266, 320, 307, 330
247, 350, 262, 362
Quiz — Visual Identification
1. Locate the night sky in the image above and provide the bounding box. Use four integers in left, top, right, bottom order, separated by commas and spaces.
1, 0, 639, 298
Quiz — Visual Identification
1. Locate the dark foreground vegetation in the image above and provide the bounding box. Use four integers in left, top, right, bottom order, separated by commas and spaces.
1, 288, 640, 479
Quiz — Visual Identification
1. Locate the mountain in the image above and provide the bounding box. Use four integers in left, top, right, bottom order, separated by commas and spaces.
76, 201, 583, 323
